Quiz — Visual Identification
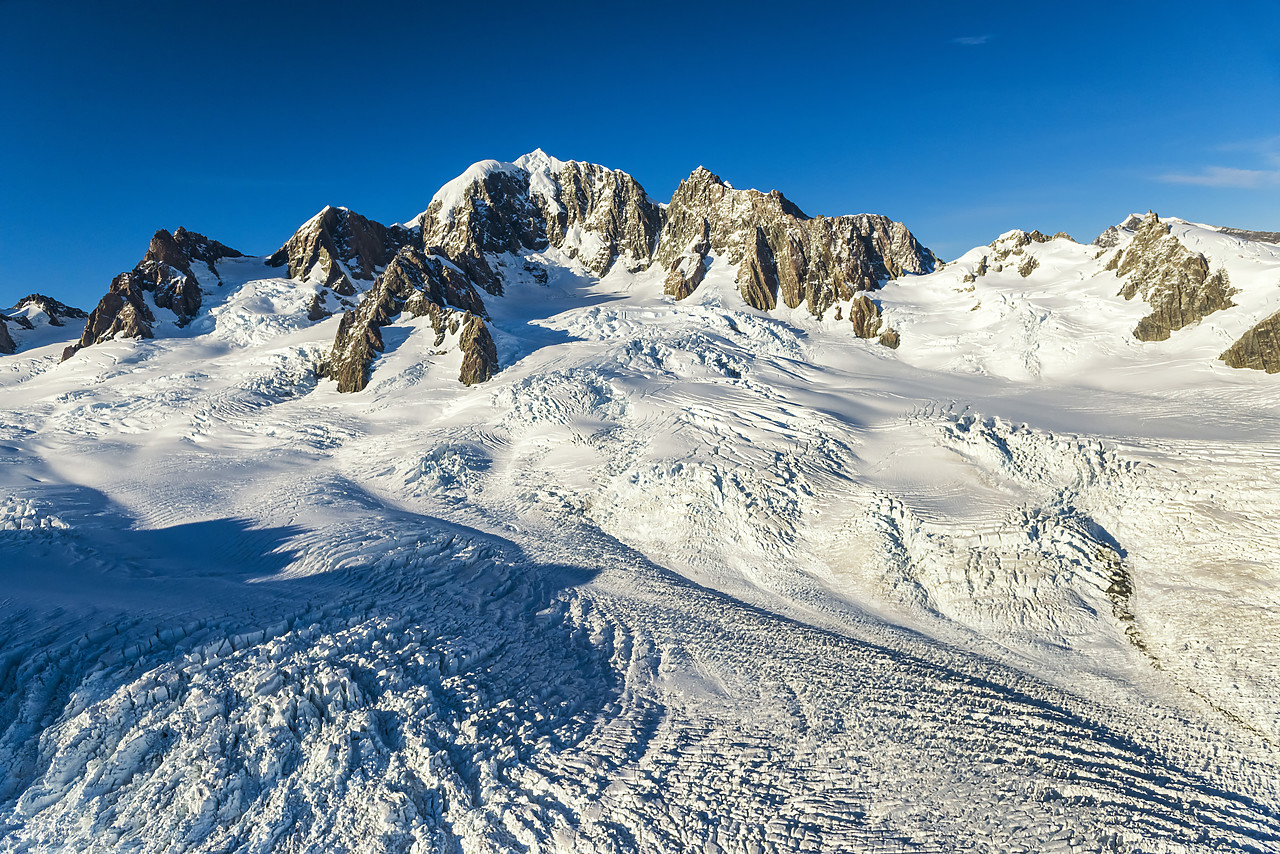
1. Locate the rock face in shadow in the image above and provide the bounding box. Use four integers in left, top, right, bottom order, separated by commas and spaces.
413, 163, 547, 296
1221, 309, 1280, 373
517, 150, 664, 275
267, 206, 404, 296
1, 293, 89, 354
654, 167, 936, 315
1105, 213, 1236, 342
664, 220, 711, 300
9, 295, 88, 328
321, 246, 495, 392
62, 228, 241, 361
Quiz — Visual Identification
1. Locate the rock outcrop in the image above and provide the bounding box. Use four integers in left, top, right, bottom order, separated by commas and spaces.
654, 167, 936, 316
321, 246, 495, 392
412, 162, 548, 296
962, 230, 1061, 283
664, 221, 711, 300
0, 294, 88, 356
9, 294, 88, 328
516, 150, 663, 275
1217, 227, 1280, 245
1105, 213, 1236, 342
1093, 214, 1145, 250
63, 228, 241, 360
849, 294, 883, 338
1221, 310, 1280, 373
267, 206, 404, 296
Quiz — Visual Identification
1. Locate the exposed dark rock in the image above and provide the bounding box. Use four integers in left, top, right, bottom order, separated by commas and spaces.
267, 206, 402, 296
967, 229, 1058, 281
0, 318, 14, 355
663, 220, 711, 300
322, 245, 494, 392
10, 294, 88, 327
62, 274, 157, 361
878, 329, 901, 349
138, 227, 241, 321
1216, 227, 1280, 245
737, 227, 780, 311
413, 154, 665, 294
63, 227, 241, 361
415, 164, 548, 296
655, 167, 936, 317
1221, 309, 1280, 373
307, 293, 331, 322
849, 294, 883, 339
458, 314, 498, 386
1092, 214, 1145, 249
1108, 213, 1237, 342
517, 150, 664, 274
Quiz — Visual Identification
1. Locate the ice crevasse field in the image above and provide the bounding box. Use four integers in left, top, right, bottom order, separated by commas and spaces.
2, 210, 1280, 853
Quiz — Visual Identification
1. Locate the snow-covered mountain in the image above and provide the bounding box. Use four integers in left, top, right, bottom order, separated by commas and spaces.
4, 153, 1280, 853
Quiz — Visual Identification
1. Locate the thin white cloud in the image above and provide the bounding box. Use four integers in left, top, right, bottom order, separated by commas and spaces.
1159, 166, 1280, 189
951, 35, 992, 45
1216, 135, 1280, 167
1159, 137, 1280, 188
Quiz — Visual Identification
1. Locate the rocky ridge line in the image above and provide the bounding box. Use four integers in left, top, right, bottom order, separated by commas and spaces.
319, 246, 496, 392
62, 229, 241, 361
267, 206, 407, 296
58, 152, 939, 383
1, 295, 89, 355
1104, 213, 1236, 342
654, 167, 937, 318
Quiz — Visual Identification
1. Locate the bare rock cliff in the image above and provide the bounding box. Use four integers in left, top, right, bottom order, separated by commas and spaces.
1106, 213, 1236, 342
321, 246, 496, 392
654, 168, 936, 316
1221, 309, 1280, 373
63, 228, 241, 360
267, 206, 404, 295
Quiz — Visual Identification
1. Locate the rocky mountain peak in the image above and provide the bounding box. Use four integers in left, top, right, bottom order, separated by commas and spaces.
267, 205, 402, 295
9, 294, 88, 328
1105, 212, 1237, 342
656, 168, 936, 316
1093, 213, 1147, 249
62, 227, 243, 361
413, 162, 546, 296
515, 151, 664, 275
320, 244, 495, 392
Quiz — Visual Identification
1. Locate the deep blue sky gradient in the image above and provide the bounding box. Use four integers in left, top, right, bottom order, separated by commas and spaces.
2, 0, 1278, 308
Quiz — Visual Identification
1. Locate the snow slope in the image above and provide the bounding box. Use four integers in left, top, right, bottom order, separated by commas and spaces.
2, 215, 1280, 853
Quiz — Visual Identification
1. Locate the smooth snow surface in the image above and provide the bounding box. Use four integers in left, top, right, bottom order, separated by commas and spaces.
3, 220, 1280, 852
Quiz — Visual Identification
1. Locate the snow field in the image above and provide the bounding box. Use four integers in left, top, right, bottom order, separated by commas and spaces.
2, 219, 1280, 851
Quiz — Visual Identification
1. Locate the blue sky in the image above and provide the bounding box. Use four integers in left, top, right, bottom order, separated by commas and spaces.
2, 0, 1278, 309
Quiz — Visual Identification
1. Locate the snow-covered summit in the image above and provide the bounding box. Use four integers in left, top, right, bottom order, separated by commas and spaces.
413, 158, 526, 229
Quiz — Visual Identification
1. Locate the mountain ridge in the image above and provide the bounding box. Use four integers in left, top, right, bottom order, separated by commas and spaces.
14, 152, 1280, 390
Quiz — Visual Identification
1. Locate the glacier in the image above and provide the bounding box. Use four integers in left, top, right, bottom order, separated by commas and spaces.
2, 157, 1279, 853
